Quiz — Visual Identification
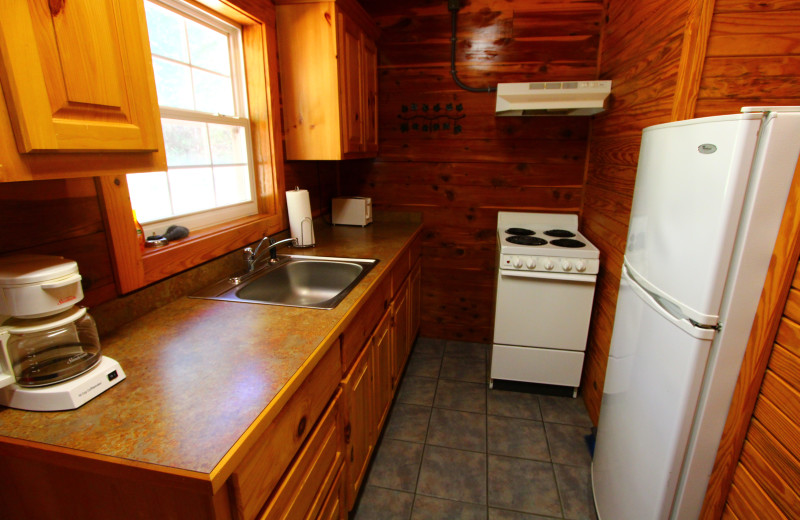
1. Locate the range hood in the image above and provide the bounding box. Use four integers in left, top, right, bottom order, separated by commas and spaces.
495, 80, 612, 116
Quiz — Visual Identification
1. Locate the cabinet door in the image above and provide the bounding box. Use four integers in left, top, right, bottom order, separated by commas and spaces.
410, 260, 422, 340
342, 344, 373, 511
0, 0, 161, 153
362, 36, 378, 154
392, 279, 410, 390
371, 310, 393, 439
338, 12, 363, 155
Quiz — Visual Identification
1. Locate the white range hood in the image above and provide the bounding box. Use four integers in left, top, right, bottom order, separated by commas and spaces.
495, 80, 612, 116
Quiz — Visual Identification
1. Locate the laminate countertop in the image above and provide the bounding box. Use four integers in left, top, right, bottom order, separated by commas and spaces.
0, 220, 422, 481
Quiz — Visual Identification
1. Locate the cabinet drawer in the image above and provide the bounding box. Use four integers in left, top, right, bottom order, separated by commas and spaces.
341, 275, 391, 373
231, 343, 342, 520
259, 391, 343, 520
318, 465, 345, 520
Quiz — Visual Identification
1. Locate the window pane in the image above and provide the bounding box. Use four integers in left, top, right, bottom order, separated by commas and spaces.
152, 58, 194, 110
186, 20, 230, 75
213, 165, 251, 206
162, 119, 211, 166
127, 172, 173, 222
193, 69, 235, 115
168, 168, 215, 214
209, 124, 247, 165
145, 3, 189, 63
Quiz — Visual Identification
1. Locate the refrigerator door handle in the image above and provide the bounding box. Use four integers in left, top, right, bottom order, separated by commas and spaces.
623, 266, 717, 340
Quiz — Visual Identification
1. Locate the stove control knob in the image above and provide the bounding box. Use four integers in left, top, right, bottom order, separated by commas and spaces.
544, 258, 554, 271
511, 256, 522, 268
561, 260, 572, 271
525, 257, 537, 269
575, 260, 587, 272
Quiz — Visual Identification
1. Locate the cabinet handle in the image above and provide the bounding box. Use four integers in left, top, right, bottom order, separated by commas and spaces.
355, 112, 359, 121
297, 416, 307, 438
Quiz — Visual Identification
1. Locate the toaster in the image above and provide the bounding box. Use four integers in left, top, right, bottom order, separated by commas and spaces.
332, 197, 372, 226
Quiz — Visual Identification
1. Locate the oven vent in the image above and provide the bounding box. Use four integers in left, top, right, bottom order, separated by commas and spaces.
495, 80, 612, 116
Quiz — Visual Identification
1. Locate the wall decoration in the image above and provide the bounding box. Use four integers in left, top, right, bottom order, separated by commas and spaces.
398, 102, 465, 134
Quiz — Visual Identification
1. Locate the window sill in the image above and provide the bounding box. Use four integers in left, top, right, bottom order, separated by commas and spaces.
141, 212, 284, 286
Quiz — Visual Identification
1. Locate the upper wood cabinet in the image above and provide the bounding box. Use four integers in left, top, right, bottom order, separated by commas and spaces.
275, 0, 379, 160
0, 0, 165, 182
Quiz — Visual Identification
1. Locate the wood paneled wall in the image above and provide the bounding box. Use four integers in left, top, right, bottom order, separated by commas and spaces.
579, 0, 691, 422
0, 179, 117, 307
346, 0, 603, 342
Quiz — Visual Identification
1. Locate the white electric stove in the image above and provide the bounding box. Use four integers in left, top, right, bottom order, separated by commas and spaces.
490, 212, 600, 396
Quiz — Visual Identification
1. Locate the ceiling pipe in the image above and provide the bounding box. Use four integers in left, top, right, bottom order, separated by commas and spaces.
448, 0, 497, 93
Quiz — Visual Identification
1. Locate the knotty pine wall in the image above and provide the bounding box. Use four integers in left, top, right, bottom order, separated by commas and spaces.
345, 0, 603, 343
578, 0, 692, 422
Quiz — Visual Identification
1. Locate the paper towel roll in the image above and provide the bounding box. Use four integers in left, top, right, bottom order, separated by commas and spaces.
286, 188, 315, 247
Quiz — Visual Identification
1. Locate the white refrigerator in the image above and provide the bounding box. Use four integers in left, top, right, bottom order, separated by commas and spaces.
591, 107, 800, 520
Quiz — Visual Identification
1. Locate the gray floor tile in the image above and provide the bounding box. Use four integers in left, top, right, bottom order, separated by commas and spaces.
385, 403, 432, 444
417, 445, 487, 505
488, 455, 562, 517
413, 337, 446, 358
445, 341, 488, 360
554, 464, 597, 520
545, 423, 593, 467
439, 354, 487, 383
353, 485, 415, 520
487, 415, 549, 461
539, 395, 593, 427
412, 495, 488, 519
366, 439, 424, 492
427, 408, 486, 452
406, 351, 443, 379
489, 508, 560, 520
488, 389, 542, 421
434, 379, 487, 413
397, 376, 438, 407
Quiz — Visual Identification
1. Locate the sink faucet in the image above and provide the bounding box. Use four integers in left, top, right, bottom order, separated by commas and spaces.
244, 236, 297, 271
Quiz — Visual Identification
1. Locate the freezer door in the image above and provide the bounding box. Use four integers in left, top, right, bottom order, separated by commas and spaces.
592, 271, 713, 520
625, 114, 761, 322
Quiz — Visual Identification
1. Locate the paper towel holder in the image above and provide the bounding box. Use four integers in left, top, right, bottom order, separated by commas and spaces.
296, 216, 315, 248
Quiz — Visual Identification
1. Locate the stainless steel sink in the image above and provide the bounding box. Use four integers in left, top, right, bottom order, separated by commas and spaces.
190, 255, 378, 309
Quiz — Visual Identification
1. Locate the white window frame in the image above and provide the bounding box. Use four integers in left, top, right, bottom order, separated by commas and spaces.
130, 0, 258, 238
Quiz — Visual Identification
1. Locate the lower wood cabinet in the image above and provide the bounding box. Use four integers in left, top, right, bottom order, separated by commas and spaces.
230, 345, 341, 520
372, 310, 394, 438
341, 343, 374, 510
259, 392, 343, 520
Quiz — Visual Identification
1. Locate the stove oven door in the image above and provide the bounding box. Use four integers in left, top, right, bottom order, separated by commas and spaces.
493, 269, 597, 350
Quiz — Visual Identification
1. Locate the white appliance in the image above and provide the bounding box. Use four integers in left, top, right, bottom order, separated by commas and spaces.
495, 80, 612, 116
0, 254, 125, 411
592, 107, 800, 520
332, 196, 373, 227
490, 212, 599, 396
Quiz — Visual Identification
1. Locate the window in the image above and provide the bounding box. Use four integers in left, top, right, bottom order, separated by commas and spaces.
127, 0, 257, 236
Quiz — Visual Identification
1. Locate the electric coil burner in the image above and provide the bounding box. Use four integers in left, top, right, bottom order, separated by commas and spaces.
491, 212, 600, 396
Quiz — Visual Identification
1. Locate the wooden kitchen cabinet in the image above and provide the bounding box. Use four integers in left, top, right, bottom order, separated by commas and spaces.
392, 278, 410, 390
341, 342, 374, 510
275, 0, 379, 160
371, 310, 394, 437
258, 391, 343, 520
0, 0, 166, 182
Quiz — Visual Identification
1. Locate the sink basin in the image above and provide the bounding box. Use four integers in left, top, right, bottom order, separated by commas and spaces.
190, 255, 378, 309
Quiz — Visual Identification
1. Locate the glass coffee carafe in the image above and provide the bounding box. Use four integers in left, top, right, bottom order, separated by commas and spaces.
1, 307, 101, 388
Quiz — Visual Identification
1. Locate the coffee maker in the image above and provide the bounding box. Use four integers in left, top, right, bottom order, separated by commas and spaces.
0, 254, 125, 411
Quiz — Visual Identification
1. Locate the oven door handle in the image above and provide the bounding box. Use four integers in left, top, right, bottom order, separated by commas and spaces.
500, 270, 596, 283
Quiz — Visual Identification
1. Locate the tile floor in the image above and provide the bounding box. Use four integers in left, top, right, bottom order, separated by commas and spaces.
351, 337, 597, 520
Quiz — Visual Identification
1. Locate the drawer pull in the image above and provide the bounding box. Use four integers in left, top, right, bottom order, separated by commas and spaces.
297, 416, 307, 438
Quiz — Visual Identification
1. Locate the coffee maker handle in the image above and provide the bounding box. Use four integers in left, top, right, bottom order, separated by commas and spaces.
0, 330, 15, 389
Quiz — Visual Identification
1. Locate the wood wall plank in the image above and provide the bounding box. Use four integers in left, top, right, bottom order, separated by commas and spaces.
348, 0, 603, 343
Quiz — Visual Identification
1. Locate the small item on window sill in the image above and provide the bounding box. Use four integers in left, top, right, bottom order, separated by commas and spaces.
145, 235, 168, 248
133, 210, 145, 252
164, 225, 189, 241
